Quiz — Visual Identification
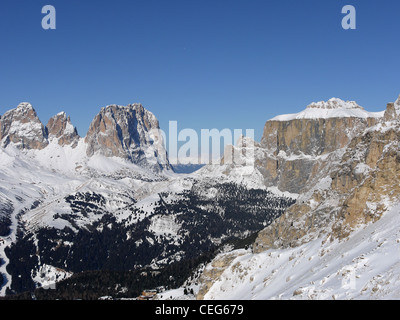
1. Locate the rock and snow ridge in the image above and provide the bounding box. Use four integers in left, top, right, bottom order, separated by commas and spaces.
46, 112, 79, 147
383, 94, 400, 121
0, 102, 48, 150
189, 95, 400, 300
85, 103, 171, 172
0, 102, 172, 173
271, 98, 384, 121
0, 101, 176, 295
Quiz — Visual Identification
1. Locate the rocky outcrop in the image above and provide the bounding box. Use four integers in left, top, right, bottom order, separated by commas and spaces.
197, 251, 245, 300
46, 112, 79, 147
197, 96, 400, 300
85, 103, 171, 172
0, 101, 173, 173
0, 104, 79, 150
383, 95, 400, 120
200, 98, 385, 195
253, 97, 400, 253
257, 99, 382, 194
0, 103, 48, 150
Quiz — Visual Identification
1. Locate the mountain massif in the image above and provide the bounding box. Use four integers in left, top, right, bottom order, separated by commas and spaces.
194, 95, 400, 300
1, 95, 400, 300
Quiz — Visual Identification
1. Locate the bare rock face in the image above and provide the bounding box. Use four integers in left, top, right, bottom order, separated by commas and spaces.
0, 101, 172, 173
85, 103, 171, 172
383, 95, 400, 120
258, 99, 382, 194
46, 112, 79, 147
253, 96, 400, 253
0, 103, 48, 150
194, 96, 400, 300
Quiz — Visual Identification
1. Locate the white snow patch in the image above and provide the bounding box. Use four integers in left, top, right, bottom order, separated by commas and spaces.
149, 215, 181, 237
32, 264, 73, 290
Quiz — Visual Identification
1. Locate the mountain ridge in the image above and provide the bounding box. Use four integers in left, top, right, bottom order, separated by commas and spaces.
270, 98, 384, 121
193, 94, 400, 300
0, 102, 172, 173
2, 94, 400, 300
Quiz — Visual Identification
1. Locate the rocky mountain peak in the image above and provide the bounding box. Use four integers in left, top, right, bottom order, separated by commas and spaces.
271, 98, 382, 122
383, 94, 400, 121
306, 98, 362, 110
0, 102, 48, 150
16, 102, 34, 111
258, 98, 385, 194
46, 112, 79, 147
85, 103, 171, 172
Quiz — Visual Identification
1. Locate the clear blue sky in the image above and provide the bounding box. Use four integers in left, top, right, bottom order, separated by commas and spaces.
0, 0, 399, 144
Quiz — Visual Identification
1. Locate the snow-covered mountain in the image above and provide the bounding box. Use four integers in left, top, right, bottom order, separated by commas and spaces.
2, 95, 400, 300
0, 103, 48, 150
191, 95, 400, 300
0, 102, 178, 295
0, 101, 294, 298
46, 112, 79, 147
198, 97, 385, 195
0, 102, 172, 173
85, 103, 171, 172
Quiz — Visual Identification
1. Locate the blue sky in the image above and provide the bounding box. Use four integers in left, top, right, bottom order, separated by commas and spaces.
0, 0, 399, 146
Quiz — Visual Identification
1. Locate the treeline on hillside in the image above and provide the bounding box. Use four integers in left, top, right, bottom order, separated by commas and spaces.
2, 249, 216, 300
4, 182, 295, 296
0, 201, 13, 237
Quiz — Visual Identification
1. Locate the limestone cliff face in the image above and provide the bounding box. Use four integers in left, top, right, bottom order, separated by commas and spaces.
0, 103, 48, 150
258, 99, 382, 194
85, 103, 171, 171
46, 112, 79, 147
197, 95, 400, 300
253, 97, 400, 253
383, 95, 400, 120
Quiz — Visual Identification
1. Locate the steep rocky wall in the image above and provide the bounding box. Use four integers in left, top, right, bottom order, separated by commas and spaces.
253, 118, 400, 253
85, 103, 171, 171
0, 103, 48, 150
257, 117, 379, 194
46, 112, 79, 147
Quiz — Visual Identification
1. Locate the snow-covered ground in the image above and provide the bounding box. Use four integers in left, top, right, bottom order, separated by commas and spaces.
31, 264, 73, 290
0, 141, 184, 295
199, 203, 400, 300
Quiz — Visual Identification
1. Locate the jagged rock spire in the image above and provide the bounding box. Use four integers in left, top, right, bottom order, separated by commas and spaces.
383, 94, 400, 121
46, 112, 79, 147
0, 102, 48, 150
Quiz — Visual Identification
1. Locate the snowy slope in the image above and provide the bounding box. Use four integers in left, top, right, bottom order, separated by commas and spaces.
1, 135, 294, 296
199, 202, 400, 300
0, 138, 178, 235
0, 139, 179, 295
